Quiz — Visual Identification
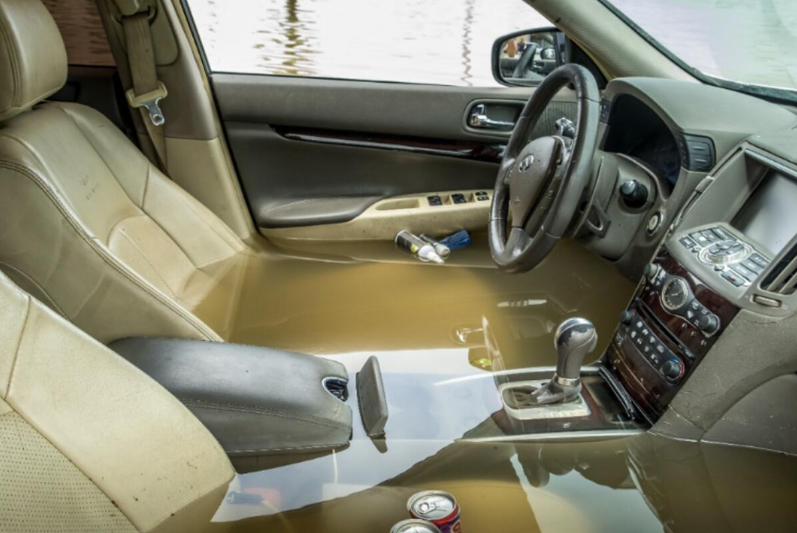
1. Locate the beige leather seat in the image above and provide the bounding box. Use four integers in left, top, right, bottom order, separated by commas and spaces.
0, 0, 254, 344
0, 269, 234, 531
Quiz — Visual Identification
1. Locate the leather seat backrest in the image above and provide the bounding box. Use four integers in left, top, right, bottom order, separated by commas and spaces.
0, 0, 252, 342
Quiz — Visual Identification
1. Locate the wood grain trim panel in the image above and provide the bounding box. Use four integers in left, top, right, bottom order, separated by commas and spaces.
273, 126, 506, 163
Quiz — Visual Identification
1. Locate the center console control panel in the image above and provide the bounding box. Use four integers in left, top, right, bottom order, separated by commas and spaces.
678, 225, 771, 288
620, 309, 685, 383
647, 264, 722, 338
607, 251, 740, 421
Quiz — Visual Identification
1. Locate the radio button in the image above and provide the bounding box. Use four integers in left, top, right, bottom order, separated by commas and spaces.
730, 263, 757, 281
680, 236, 697, 249
721, 270, 745, 287
741, 259, 764, 274
711, 227, 735, 241
750, 253, 770, 269
690, 232, 711, 246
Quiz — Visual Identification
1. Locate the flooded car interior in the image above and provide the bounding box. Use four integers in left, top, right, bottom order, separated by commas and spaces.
0, 0, 796, 531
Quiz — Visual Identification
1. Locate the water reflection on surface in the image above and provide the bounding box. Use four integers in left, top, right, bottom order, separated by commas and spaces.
184, 239, 797, 532
213, 239, 796, 530
219, 237, 634, 366
214, 431, 797, 532
187, 0, 549, 86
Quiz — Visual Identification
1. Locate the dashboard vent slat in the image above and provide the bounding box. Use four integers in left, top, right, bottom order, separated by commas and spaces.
762, 243, 797, 296
781, 275, 797, 295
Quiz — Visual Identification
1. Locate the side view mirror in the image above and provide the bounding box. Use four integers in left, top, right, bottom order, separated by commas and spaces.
492, 27, 566, 87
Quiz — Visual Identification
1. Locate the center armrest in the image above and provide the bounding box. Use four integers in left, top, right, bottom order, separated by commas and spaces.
110, 338, 352, 460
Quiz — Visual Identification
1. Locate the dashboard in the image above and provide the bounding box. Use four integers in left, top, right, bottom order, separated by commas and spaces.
578, 76, 797, 280
608, 148, 797, 423
590, 75, 797, 429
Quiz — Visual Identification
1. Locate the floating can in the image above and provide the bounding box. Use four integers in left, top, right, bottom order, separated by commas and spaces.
407, 491, 461, 533
395, 230, 444, 264
390, 519, 441, 533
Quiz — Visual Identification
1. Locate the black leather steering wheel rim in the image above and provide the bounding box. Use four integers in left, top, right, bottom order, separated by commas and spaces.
489, 64, 600, 273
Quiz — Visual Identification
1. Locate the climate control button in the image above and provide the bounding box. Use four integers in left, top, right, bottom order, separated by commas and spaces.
697, 314, 720, 335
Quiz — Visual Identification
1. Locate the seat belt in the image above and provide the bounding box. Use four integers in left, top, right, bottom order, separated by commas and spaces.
119, 7, 169, 170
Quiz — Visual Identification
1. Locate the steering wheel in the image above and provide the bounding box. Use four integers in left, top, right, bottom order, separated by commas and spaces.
512, 43, 538, 78
489, 64, 600, 273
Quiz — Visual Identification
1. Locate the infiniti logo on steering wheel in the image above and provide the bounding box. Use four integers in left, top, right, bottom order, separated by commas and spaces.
519, 155, 535, 172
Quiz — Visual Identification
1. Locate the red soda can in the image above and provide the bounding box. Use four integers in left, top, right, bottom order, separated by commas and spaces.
407, 491, 462, 533
390, 519, 441, 533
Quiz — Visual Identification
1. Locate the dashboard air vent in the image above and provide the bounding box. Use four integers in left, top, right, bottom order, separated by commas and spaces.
761, 244, 797, 295
674, 133, 716, 172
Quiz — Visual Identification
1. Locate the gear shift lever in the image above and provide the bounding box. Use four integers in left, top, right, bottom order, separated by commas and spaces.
528, 318, 598, 405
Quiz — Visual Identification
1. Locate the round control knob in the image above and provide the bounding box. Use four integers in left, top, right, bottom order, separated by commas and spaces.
643, 263, 660, 282
699, 240, 749, 265
619, 180, 648, 208
697, 314, 720, 335
620, 311, 634, 326
662, 358, 684, 382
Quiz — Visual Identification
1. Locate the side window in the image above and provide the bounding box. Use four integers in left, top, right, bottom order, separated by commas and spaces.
41, 0, 115, 67
185, 0, 550, 87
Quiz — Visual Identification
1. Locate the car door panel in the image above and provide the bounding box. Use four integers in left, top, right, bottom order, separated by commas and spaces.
212, 75, 577, 235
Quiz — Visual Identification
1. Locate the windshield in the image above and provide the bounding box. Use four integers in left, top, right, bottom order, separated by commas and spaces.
602, 0, 797, 104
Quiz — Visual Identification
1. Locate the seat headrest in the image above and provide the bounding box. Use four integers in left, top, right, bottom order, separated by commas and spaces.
0, 0, 67, 122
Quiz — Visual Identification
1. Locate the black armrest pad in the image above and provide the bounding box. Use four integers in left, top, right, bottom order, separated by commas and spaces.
110, 338, 352, 457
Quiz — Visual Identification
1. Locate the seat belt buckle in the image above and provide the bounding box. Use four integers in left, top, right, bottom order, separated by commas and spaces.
126, 82, 168, 126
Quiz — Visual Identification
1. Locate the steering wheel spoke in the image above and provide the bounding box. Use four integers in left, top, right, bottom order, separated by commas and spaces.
554, 138, 575, 177
500, 157, 516, 185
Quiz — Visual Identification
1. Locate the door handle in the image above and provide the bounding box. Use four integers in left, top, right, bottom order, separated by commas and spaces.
468, 104, 515, 130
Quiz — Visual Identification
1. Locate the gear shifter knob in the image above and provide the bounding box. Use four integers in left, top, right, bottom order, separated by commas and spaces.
526, 318, 597, 406
554, 318, 598, 382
